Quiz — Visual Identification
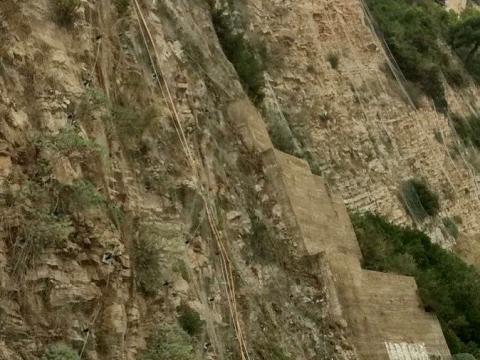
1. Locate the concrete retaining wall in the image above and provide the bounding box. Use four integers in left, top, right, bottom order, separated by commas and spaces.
227, 99, 452, 359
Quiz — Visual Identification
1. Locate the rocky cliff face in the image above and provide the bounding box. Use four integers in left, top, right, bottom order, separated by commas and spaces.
0, 0, 472, 359
0, 1, 354, 359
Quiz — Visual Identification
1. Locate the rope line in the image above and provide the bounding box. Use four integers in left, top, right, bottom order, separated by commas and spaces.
131, 1, 250, 359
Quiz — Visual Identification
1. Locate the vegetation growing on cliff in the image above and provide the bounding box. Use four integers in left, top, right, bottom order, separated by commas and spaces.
42, 343, 80, 360
366, 0, 480, 111
400, 178, 440, 220
211, 4, 266, 104
353, 212, 480, 357
143, 325, 194, 360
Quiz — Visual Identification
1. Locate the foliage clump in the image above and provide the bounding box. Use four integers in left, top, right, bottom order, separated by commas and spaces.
326, 52, 340, 70
352, 212, 480, 357
366, 0, 465, 111
400, 178, 440, 220
451, 112, 480, 150
42, 343, 80, 360
36, 128, 101, 157
443, 217, 459, 239
134, 224, 164, 295
211, 7, 266, 104
51, 0, 81, 28
177, 303, 203, 336
143, 325, 194, 360
5, 183, 74, 273
114, 0, 129, 16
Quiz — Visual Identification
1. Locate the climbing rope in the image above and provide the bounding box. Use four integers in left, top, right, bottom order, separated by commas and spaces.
131, 1, 250, 359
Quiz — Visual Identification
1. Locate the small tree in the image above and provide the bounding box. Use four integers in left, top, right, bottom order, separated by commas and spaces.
177, 303, 203, 336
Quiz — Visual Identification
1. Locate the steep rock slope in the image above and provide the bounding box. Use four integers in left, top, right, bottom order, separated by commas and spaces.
0, 1, 355, 359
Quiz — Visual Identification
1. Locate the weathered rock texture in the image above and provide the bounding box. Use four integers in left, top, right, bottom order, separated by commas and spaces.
0, 1, 356, 359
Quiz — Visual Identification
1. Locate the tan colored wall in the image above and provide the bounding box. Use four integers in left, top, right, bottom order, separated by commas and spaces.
228, 98, 452, 360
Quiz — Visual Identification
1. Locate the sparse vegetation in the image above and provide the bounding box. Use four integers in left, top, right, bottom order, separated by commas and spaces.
247, 211, 277, 263
6, 183, 74, 273
51, 0, 80, 28
443, 217, 459, 239
352, 212, 480, 357
400, 178, 440, 220
326, 52, 340, 70
451, 112, 480, 150
453, 354, 476, 360
134, 224, 164, 295
211, 7, 266, 104
269, 119, 298, 156
143, 324, 194, 360
42, 343, 80, 360
36, 128, 102, 157
114, 0, 129, 16
177, 303, 203, 336
109, 103, 156, 147
60, 180, 106, 212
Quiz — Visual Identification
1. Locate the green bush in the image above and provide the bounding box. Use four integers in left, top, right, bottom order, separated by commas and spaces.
114, 0, 129, 16
110, 104, 156, 147
453, 354, 476, 360
36, 128, 101, 157
60, 180, 106, 212
352, 212, 480, 357
143, 325, 194, 360
452, 113, 480, 149
177, 303, 203, 336
51, 0, 80, 28
443, 217, 459, 239
269, 120, 298, 156
366, 0, 460, 111
326, 52, 340, 70
212, 8, 266, 104
134, 225, 164, 295
14, 210, 73, 271
42, 343, 80, 360
400, 179, 440, 220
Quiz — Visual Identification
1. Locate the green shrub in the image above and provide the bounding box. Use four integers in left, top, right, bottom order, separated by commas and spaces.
60, 180, 106, 212
400, 179, 440, 220
143, 325, 194, 360
51, 0, 80, 28
212, 8, 266, 104
177, 303, 203, 336
37, 128, 101, 156
134, 225, 164, 295
453, 354, 476, 360
269, 120, 297, 156
366, 0, 458, 110
443, 217, 459, 239
253, 337, 291, 360
326, 52, 340, 70
452, 113, 480, 150
114, 0, 129, 16
352, 212, 480, 357
42, 343, 80, 360
110, 104, 156, 146
8, 203, 73, 273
